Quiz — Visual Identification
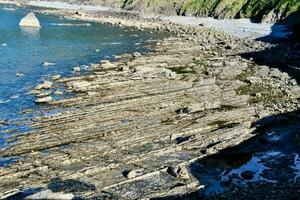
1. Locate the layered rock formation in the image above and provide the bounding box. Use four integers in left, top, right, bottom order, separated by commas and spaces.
0, 1, 299, 199
0, 18, 299, 198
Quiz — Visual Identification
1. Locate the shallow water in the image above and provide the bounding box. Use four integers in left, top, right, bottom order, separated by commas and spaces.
0, 5, 165, 147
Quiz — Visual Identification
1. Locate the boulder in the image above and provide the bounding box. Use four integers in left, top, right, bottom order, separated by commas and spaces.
19, 12, 41, 28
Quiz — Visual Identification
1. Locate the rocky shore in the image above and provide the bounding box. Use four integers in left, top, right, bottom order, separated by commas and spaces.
0, 2, 300, 199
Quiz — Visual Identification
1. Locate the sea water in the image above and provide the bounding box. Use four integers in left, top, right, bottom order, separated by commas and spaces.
0, 5, 165, 147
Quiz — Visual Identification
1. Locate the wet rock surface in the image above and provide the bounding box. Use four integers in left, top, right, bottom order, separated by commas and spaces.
0, 4, 300, 200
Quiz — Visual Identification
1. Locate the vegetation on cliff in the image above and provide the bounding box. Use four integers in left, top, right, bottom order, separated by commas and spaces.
182, 0, 300, 22
79, 0, 300, 23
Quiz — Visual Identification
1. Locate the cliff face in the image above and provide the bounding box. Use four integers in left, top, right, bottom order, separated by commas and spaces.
182, 0, 300, 23
64, 0, 300, 23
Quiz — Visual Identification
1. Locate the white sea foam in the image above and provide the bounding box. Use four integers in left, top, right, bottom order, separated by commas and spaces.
110, 42, 122, 45
2, 7, 15, 11
0, 99, 10, 104
292, 154, 300, 182
10, 95, 20, 99
50, 23, 92, 27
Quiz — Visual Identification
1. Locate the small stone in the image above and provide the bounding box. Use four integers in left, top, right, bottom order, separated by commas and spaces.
123, 169, 144, 179
51, 75, 61, 81
36, 91, 52, 98
255, 93, 262, 98
54, 90, 63, 95
35, 81, 53, 90
132, 52, 142, 57
175, 107, 190, 115
167, 165, 190, 180
35, 96, 53, 103
27, 90, 41, 95
16, 72, 24, 77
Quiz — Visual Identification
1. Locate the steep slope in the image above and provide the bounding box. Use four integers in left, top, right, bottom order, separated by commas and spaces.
62, 0, 300, 23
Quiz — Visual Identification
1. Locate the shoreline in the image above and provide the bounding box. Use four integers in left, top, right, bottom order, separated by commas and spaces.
0, 0, 292, 40
0, 1, 299, 199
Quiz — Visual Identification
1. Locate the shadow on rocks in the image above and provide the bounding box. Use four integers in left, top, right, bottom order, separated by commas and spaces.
48, 178, 96, 193
241, 10, 300, 84
152, 109, 300, 199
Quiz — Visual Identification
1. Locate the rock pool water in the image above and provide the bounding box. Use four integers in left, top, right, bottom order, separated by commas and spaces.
0, 4, 166, 147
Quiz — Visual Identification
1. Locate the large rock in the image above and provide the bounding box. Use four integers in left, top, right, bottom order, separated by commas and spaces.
19, 12, 41, 28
